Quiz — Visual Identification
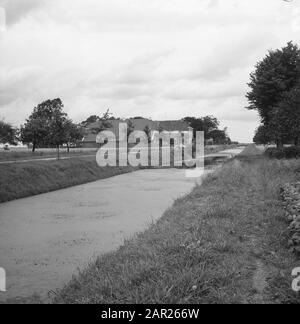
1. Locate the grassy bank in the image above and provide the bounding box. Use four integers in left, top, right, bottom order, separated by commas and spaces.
0, 145, 236, 162
0, 148, 97, 162
0, 158, 136, 203
0, 145, 236, 203
54, 155, 300, 304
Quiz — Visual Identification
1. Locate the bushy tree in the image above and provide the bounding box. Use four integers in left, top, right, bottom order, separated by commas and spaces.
247, 42, 300, 125
274, 86, 300, 146
144, 125, 152, 143
21, 98, 79, 158
247, 42, 300, 147
209, 129, 231, 145
21, 99, 63, 152
64, 121, 84, 153
183, 116, 220, 140
253, 125, 274, 145
44, 101, 69, 159
90, 109, 113, 135
0, 120, 16, 145
127, 119, 135, 138
81, 115, 101, 127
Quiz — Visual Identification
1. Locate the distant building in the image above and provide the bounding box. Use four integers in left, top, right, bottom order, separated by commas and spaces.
81, 118, 192, 148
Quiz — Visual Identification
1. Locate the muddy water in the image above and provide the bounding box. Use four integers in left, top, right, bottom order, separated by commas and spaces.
0, 169, 204, 302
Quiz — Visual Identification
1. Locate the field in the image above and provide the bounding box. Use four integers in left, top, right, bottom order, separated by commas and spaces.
0, 148, 97, 162
53, 153, 300, 304
0, 145, 236, 162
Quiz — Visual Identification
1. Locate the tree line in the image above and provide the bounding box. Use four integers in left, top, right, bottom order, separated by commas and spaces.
248, 42, 300, 147
0, 120, 16, 145
0, 98, 232, 159
81, 114, 231, 144
0, 99, 83, 158
183, 116, 231, 145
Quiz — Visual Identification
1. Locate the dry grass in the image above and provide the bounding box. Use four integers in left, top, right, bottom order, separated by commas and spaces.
53, 155, 300, 304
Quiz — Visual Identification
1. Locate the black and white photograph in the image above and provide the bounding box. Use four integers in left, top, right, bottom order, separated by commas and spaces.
0, 0, 300, 309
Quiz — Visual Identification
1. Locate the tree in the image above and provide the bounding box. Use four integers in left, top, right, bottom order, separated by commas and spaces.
47, 103, 67, 159
21, 99, 63, 152
90, 109, 113, 135
183, 116, 220, 140
273, 86, 300, 146
81, 115, 101, 127
247, 42, 300, 147
202, 116, 220, 137
42, 99, 79, 159
209, 129, 231, 145
127, 119, 135, 138
247, 42, 300, 146
0, 120, 16, 145
253, 125, 274, 145
21, 117, 47, 152
144, 125, 152, 143
21, 98, 78, 158
64, 122, 84, 153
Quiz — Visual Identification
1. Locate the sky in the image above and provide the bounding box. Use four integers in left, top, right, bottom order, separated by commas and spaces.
0, 0, 300, 142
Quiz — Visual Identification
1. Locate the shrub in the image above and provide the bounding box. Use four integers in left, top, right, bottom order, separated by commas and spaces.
265, 146, 300, 159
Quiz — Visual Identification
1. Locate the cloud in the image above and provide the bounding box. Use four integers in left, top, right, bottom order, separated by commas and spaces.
0, 65, 43, 105
0, 0, 46, 25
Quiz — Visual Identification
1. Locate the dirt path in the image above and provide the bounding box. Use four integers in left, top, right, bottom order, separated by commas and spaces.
0, 169, 204, 302
252, 260, 268, 304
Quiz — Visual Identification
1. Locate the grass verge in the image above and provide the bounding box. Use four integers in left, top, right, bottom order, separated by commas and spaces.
0, 145, 236, 203
0, 145, 236, 162
53, 155, 300, 304
0, 149, 98, 162
0, 157, 136, 203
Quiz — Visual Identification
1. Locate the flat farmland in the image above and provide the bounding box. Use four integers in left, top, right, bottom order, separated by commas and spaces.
0, 148, 98, 162
0, 144, 237, 163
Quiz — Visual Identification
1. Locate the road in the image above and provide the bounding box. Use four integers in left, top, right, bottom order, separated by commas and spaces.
0, 147, 244, 302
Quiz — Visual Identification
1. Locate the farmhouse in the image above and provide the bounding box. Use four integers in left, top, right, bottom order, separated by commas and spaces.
81, 118, 192, 148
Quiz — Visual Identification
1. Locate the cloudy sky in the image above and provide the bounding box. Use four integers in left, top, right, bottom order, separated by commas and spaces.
0, 0, 300, 142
